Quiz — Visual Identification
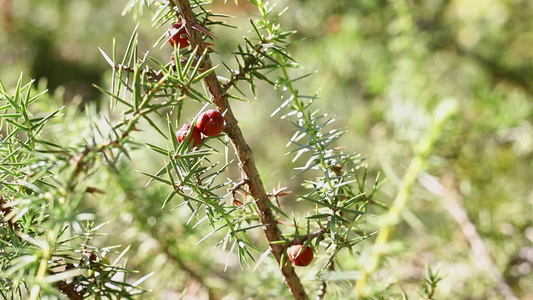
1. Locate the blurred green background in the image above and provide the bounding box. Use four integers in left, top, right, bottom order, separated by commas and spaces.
1, 0, 532, 299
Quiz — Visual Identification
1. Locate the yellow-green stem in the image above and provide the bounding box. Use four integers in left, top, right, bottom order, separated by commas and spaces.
355, 155, 424, 296
355, 100, 456, 297
30, 242, 51, 300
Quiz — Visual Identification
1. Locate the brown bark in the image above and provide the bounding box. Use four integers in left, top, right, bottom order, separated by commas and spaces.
420, 172, 519, 300
171, 1, 309, 299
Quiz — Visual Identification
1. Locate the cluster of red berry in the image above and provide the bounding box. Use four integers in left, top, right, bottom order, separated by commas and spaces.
168, 22, 313, 266
176, 109, 225, 148
166, 22, 224, 147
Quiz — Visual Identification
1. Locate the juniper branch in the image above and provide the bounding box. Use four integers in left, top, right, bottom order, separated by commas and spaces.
171, 1, 308, 299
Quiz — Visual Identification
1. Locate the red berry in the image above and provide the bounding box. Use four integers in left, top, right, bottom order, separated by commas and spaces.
196, 109, 225, 137
287, 245, 314, 267
167, 22, 189, 49
176, 124, 202, 147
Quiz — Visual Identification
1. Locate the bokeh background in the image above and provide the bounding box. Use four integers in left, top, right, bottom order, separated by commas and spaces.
1, 0, 532, 299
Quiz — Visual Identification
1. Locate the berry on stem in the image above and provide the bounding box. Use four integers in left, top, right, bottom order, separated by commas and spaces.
176, 124, 202, 147
166, 21, 216, 50
196, 109, 225, 137
287, 245, 314, 267
166, 22, 189, 49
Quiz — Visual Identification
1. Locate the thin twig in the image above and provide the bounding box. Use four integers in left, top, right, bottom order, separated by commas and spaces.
158, 237, 219, 300
0, 196, 17, 231
171, 1, 309, 299
222, 43, 265, 91
228, 178, 248, 206
3, 199, 84, 300
420, 172, 519, 300
289, 228, 327, 246
316, 259, 334, 300
54, 280, 84, 300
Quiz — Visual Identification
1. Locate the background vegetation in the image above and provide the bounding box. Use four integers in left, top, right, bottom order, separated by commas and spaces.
1, 0, 532, 299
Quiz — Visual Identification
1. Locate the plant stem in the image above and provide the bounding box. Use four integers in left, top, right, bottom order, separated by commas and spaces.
30, 234, 52, 300
437, 172, 519, 300
354, 101, 456, 297
355, 153, 424, 297
172, 1, 308, 299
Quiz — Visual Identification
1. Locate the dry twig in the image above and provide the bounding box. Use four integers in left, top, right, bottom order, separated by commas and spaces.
419, 171, 519, 300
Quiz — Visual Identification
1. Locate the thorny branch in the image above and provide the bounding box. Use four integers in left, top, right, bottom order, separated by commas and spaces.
170, 1, 309, 299
222, 43, 265, 91
3, 197, 84, 299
